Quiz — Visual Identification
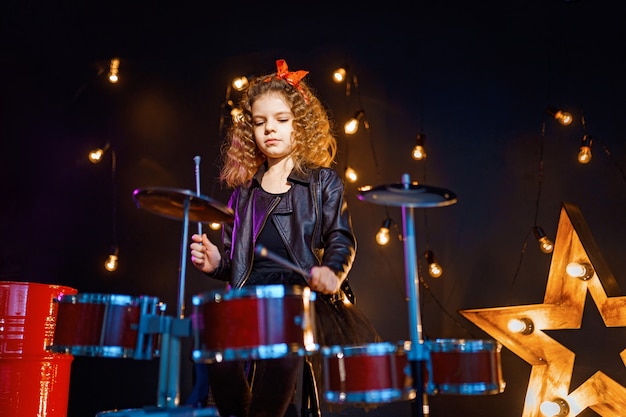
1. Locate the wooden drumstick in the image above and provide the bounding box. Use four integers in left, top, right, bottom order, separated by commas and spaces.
254, 244, 312, 281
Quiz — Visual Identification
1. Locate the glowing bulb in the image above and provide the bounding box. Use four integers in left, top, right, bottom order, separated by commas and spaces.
533, 226, 554, 253
555, 110, 572, 125
345, 167, 358, 183
376, 219, 392, 246
88, 143, 111, 164
507, 318, 534, 335
232, 76, 249, 91
332, 68, 347, 83
209, 222, 221, 231
344, 118, 359, 135
105, 254, 118, 272
424, 250, 443, 278
108, 58, 120, 83
566, 261, 593, 280
230, 107, 243, 123
412, 145, 426, 160
577, 135, 592, 164
89, 148, 105, 163
428, 262, 442, 278
578, 146, 592, 164
540, 398, 569, 416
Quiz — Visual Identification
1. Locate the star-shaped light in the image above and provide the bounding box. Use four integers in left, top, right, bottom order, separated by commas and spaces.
460, 202, 626, 416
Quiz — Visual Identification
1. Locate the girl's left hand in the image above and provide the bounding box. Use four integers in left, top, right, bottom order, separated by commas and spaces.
309, 266, 340, 294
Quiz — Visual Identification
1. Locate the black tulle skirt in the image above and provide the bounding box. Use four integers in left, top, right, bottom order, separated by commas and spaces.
245, 271, 382, 412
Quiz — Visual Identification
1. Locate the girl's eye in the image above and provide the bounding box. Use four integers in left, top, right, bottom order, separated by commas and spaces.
254, 121, 265, 126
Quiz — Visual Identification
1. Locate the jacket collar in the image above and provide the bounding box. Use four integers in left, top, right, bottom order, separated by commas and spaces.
251, 162, 313, 188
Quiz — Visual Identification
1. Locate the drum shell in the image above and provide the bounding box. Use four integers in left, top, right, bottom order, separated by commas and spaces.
192, 285, 317, 362
50, 293, 163, 360
321, 342, 415, 404
425, 338, 506, 395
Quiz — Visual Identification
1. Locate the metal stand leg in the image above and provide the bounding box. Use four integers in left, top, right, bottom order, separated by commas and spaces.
400, 174, 429, 417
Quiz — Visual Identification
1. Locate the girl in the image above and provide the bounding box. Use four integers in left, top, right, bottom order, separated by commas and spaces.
190, 59, 380, 417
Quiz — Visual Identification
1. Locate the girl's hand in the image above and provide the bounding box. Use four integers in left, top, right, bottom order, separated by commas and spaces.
190, 233, 221, 274
309, 266, 340, 294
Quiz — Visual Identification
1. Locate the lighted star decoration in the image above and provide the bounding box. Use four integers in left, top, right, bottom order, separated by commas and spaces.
460, 202, 626, 417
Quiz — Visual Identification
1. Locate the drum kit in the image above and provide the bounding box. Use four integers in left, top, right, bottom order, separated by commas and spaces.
47, 172, 504, 417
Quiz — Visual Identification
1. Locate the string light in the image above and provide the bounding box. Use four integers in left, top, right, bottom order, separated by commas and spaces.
375, 218, 392, 246
332, 67, 347, 83
411, 133, 427, 161
344, 110, 366, 135
231, 76, 249, 91
424, 250, 443, 278
344, 166, 358, 183
104, 246, 119, 272
546, 106, 573, 126
88, 142, 111, 163
108, 58, 120, 83
533, 226, 554, 253
577, 134, 592, 164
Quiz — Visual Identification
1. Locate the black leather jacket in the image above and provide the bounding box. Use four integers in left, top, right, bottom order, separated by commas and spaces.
208, 164, 357, 295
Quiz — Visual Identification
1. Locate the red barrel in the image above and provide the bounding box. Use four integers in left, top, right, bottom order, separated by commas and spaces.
0, 281, 78, 417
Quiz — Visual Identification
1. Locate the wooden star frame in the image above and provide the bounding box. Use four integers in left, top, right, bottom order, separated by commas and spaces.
460, 202, 626, 416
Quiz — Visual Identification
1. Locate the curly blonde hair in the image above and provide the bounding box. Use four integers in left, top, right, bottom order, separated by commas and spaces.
219, 70, 337, 188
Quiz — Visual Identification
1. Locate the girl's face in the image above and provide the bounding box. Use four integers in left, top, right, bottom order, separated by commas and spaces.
251, 92, 295, 163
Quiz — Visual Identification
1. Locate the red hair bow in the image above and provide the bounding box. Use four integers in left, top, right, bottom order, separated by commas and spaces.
267, 59, 309, 103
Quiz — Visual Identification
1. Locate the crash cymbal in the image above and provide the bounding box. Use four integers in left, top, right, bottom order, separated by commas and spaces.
357, 182, 458, 208
133, 187, 234, 223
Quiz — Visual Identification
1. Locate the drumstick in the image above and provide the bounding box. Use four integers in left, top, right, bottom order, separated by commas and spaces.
193, 155, 202, 236
254, 244, 312, 281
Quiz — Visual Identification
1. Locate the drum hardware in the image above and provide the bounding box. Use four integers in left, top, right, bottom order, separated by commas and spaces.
92, 186, 233, 415
357, 173, 459, 417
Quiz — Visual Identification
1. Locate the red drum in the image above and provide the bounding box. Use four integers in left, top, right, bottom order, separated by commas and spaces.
50, 293, 164, 360
425, 338, 505, 395
191, 285, 318, 362
321, 342, 416, 404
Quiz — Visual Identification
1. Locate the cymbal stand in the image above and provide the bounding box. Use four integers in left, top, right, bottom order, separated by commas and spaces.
399, 173, 429, 417
156, 196, 192, 408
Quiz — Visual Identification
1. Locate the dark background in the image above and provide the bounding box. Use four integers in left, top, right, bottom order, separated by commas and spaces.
2, 1, 626, 416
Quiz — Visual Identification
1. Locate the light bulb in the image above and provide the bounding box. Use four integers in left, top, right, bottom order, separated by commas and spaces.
376, 219, 392, 246
546, 106, 573, 126
424, 250, 443, 278
88, 143, 111, 163
344, 110, 364, 135
105, 254, 118, 271
577, 135, 592, 164
507, 318, 534, 335
428, 262, 442, 278
533, 226, 554, 253
344, 118, 359, 135
89, 148, 105, 163
411, 133, 427, 160
332, 67, 347, 83
566, 261, 593, 280
209, 222, 222, 231
108, 58, 120, 84
345, 167, 358, 183
232, 76, 249, 91
540, 398, 569, 416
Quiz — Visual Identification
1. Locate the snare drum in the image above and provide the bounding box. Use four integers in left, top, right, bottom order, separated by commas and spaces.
425, 338, 505, 395
50, 293, 164, 360
191, 285, 317, 362
321, 342, 415, 404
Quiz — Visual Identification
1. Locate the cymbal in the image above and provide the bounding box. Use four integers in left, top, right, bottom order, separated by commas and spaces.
133, 187, 234, 223
357, 182, 458, 208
